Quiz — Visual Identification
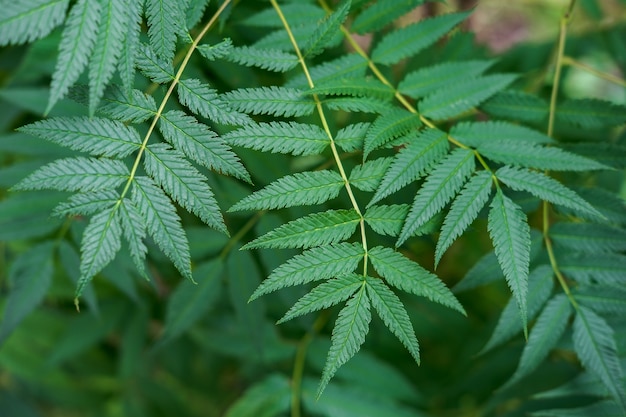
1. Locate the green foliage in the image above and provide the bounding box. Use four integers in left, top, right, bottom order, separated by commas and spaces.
1, 0, 625, 416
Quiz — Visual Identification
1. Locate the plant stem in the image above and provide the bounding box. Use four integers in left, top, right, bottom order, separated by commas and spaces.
562, 56, 626, 88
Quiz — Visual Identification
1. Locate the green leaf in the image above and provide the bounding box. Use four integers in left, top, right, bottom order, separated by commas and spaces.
480, 90, 549, 122
118, 198, 148, 277
399, 59, 495, 99
143, 144, 226, 234
159, 110, 250, 182
197, 38, 233, 61
306, 76, 395, 101
242, 209, 360, 250
19, 116, 141, 157
177, 78, 252, 126
435, 170, 493, 266
530, 400, 626, 417
224, 375, 291, 417
480, 265, 554, 355
419, 74, 517, 120
0, 0, 69, 46
550, 222, 626, 253
76, 208, 122, 297
302, 0, 349, 58
118, 0, 143, 94
557, 253, 626, 286
352, 0, 425, 33
136, 43, 175, 83
224, 122, 329, 156
364, 204, 409, 237
160, 260, 223, 342
47, 0, 101, 113
0, 242, 54, 344
365, 276, 420, 364
397, 148, 475, 247
145, 0, 184, 63
487, 190, 531, 333
335, 122, 370, 152
573, 306, 626, 410
363, 109, 422, 158
278, 274, 363, 324
242, 4, 325, 28
318, 284, 370, 397
226, 46, 299, 72
369, 246, 465, 315
249, 242, 365, 300
556, 98, 626, 129
451, 121, 554, 147
495, 166, 602, 218
228, 170, 344, 212
349, 157, 392, 192
371, 11, 470, 65
286, 53, 367, 89
88, 0, 127, 113
132, 176, 192, 281
12, 157, 129, 192
504, 294, 572, 388
575, 285, 626, 315
223, 87, 315, 117
324, 96, 390, 114
370, 128, 449, 205
53, 190, 118, 217
96, 85, 157, 123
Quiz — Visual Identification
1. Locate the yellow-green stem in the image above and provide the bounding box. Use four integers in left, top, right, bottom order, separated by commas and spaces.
562, 56, 626, 88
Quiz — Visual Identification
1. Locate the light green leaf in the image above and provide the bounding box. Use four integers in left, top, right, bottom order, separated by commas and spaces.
145, 0, 184, 63
197, 38, 233, 61
132, 176, 192, 280
0, 0, 69, 46
550, 222, 626, 253
370, 128, 449, 205
278, 274, 363, 324
349, 158, 392, 192
398, 148, 475, 247
223, 86, 315, 117
19, 116, 141, 157
487, 190, 530, 333
575, 285, 626, 315
419, 74, 517, 120
306, 77, 395, 101
177, 78, 252, 126
224, 121, 329, 156
369, 246, 465, 315
242, 4, 325, 28
118, 0, 143, 94
573, 306, 626, 410
496, 166, 602, 218
480, 90, 549, 122
436, 170, 493, 266
557, 253, 626, 286
352, 0, 426, 33
226, 46, 299, 72
318, 284, 370, 397
324, 96, 390, 114
224, 375, 291, 417
53, 190, 118, 217
363, 109, 422, 158
249, 242, 365, 300
144, 143, 226, 234
286, 53, 367, 89
366, 276, 420, 364
118, 198, 147, 278
229, 170, 344, 212
335, 122, 370, 152
303, 0, 350, 58
242, 209, 360, 250
451, 120, 554, 147
47, 0, 101, 113
364, 204, 409, 237
96, 85, 157, 123
557, 98, 626, 129
12, 157, 129, 192
136, 43, 175, 83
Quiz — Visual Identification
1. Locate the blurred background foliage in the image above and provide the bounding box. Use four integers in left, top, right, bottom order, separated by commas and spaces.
0, 0, 625, 416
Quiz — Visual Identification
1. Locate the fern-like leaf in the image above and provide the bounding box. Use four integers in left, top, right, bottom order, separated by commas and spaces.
335, 122, 370, 152
88, 0, 127, 113
574, 285, 626, 314
302, 0, 349, 58
242, 209, 360, 250
370, 128, 449, 206
487, 190, 531, 332
398, 60, 495, 99
451, 121, 554, 147
365, 276, 420, 364
223, 122, 329, 156
143, 144, 226, 234
318, 283, 370, 397
363, 109, 422, 159
556, 98, 626, 129
306, 77, 395, 101
228, 170, 344, 212
286, 53, 367, 89
0, 0, 69, 46
145, 0, 184, 63
495, 166, 601, 218
480, 90, 549, 123
277, 274, 363, 324
573, 306, 626, 410
504, 294, 572, 388
435, 170, 493, 266
550, 222, 626, 253
118, 198, 147, 277
226, 46, 299, 72
178, 78, 252, 126
352, 0, 425, 33
77, 209, 122, 297
242, 4, 325, 28
371, 11, 470, 65
197, 38, 233, 61
47, 0, 101, 113
364, 204, 409, 237
419, 74, 517, 120
557, 253, 626, 286
223, 87, 315, 117
397, 148, 475, 247
96, 85, 157, 123
159, 111, 249, 182
53, 190, 119, 217
249, 243, 365, 300
136, 44, 175, 83
369, 246, 465, 315
324, 96, 390, 114
117, 0, 143, 94
349, 158, 392, 192
18, 117, 141, 158
13, 157, 128, 192
131, 176, 192, 281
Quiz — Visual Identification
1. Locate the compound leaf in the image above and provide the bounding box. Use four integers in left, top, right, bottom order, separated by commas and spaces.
223, 86, 315, 117
0, 0, 69, 46
303, 0, 349, 58
145, 0, 184, 63
364, 204, 409, 237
